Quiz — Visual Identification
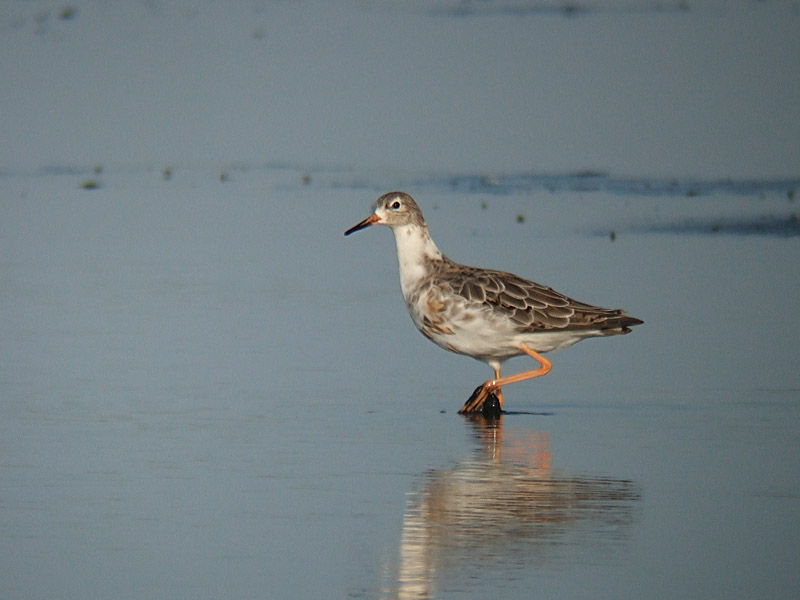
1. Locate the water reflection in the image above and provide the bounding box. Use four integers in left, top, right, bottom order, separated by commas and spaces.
383, 415, 640, 599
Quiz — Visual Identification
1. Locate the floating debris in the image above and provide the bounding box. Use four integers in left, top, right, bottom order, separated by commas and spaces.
59, 6, 78, 21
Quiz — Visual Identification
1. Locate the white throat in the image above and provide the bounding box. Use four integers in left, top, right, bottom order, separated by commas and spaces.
391, 224, 443, 299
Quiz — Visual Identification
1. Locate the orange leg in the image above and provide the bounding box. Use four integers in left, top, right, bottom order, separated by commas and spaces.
459, 344, 552, 414
493, 366, 504, 409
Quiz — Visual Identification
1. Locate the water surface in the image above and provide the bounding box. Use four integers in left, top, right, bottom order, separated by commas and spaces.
2, 168, 798, 599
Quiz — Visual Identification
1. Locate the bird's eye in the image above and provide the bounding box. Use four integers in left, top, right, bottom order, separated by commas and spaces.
390, 200, 402, 210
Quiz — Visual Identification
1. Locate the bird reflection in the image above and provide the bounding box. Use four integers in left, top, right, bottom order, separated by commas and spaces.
382, 415, 640, 599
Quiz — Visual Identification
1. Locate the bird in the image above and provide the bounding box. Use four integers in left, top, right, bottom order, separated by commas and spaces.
344, 191, 643, 415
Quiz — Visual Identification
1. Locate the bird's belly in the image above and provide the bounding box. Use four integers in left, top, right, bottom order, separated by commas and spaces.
408, 306, 519, 360
412, 307, 593, 360
405, 290, 596, 361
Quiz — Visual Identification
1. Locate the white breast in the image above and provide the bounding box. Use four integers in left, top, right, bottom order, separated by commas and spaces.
391, 224, 442, 301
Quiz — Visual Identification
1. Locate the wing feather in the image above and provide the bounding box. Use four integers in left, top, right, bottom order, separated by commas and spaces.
433, 261, 641, 332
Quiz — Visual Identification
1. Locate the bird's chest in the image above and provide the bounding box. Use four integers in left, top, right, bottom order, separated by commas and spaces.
393, 226, 440, 302
404, 283, 518, 359
404, 285, 457, 339
398, 257, 429, 303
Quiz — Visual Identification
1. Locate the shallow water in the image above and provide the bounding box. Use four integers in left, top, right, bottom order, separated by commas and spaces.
2, 1, 799, 597
2, 167, 799, 599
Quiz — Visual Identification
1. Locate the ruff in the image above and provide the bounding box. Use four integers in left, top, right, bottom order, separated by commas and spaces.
345, 191, 643, 414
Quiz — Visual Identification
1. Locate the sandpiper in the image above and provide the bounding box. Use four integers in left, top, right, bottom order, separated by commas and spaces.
345, 192, 642, 414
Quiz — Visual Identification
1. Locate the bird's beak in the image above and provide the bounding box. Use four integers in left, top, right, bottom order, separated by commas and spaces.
344, 213, 381, 236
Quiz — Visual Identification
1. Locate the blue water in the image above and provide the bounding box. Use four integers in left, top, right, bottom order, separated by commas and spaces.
2, 166, 799, 599
2, 1, 799, 597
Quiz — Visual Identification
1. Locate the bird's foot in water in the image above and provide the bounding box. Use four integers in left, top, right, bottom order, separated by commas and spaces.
459, 384, 503, 417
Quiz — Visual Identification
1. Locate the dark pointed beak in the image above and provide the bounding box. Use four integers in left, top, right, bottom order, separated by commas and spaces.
344, 213, 380, 236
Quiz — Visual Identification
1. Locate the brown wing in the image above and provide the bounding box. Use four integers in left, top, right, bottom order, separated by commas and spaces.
435, 261, 642, 332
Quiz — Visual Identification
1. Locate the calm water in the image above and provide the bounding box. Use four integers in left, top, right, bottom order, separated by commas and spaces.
2, 168, 799, 599
3, 1, 799, 597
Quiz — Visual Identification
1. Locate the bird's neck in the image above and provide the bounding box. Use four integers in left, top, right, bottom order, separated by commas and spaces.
391, 224, 443, 299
